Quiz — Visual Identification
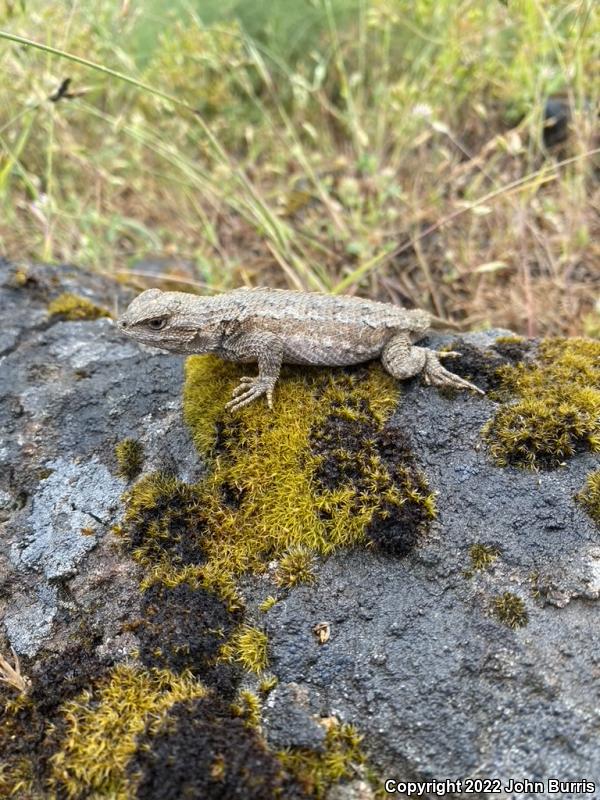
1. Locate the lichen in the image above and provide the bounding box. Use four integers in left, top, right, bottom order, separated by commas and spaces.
576, 470, 600, 525
492, 592, 528, 629
277, 719, 366, 799
47, 292, 111, 321
115, 438, 145, 480
484, 338, 600, 469
48, 665, 206, 799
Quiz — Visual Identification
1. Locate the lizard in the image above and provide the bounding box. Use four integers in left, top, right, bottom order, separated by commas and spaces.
117, 287, 484, 411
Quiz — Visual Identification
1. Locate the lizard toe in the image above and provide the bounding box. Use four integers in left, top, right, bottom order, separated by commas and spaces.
424, 353, 484, 395
226, 377, 276, 411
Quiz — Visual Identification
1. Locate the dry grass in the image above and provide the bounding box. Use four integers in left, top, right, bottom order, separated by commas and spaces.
0, 0, 598, 335
0, 647, 31, 694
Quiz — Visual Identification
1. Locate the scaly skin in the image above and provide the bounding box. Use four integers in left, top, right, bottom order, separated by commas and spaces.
117, 287, 483, 410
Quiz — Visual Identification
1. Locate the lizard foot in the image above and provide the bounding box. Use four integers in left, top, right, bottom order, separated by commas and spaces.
423, 351, 485, 395
225, 376, 276, 412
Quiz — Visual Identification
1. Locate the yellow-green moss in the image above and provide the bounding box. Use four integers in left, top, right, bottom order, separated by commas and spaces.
577, 470, 600, 525
278, 720, 366, 799
258, 674, 278, 695
47, 292, 111, 321
484, 338, 600, 469
49, 665, 206, 799
492, 592, 528, 629
119, 357, 435, 612
231, 690, 262, 728
276, 546, 316, 588
181, 356, 432, 586
259, 596, 278, 613
115, 438, 144, 481
469, 543, 500, 572
220, 625, 269, 674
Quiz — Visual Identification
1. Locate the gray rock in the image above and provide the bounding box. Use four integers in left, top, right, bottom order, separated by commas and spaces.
257, 383, 600, 790
0, 261, 200, 660
262, 682, 327, 750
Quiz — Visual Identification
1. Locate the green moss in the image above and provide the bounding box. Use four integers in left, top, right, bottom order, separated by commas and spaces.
181, 356, 433, 584
276, 546, 316, 588
492, 592, 528, 629
220, 625, 269, 674
129, 695, 300, 799
115, 438, 145, 481
577, 470, 600, 525
278, 719, 366, 799
484, 338, 600, 469
258, 674, 278, 695
118, 357, 435, 613
231, 690, 262, 728
469, 543, 500, 572
493, 336, 526, 345
49, 665, 206, 799
47, 292, 111, 321
259, 596, 278, 613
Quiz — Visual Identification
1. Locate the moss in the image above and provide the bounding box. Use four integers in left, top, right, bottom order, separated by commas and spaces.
49, 665, 206, 799
128, 695, 307, 800
492, 592, 528, 629
220, 626, 269, 675
469, 543, 500, 572
577, 470, 600, 525
120, 358, 435, 608
258, 674, 279, 695
115, 438, 145, 481
136, 582, 241, 699
47, 292, 111, 320
277, 719, 366, 799
259, 596, 278, 613
0, 641, 111, 798
484, 338, 600, 469
276, 546, 316, 588
10, 266, 31, 287
231, 689, 262, 728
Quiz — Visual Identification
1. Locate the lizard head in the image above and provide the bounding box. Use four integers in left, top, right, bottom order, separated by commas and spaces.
118, 288, 205, 353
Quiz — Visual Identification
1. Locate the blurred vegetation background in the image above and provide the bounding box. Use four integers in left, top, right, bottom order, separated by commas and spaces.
0, 0, 598, 335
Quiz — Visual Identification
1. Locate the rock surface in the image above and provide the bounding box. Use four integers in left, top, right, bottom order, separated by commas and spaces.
1, 261, 599, 798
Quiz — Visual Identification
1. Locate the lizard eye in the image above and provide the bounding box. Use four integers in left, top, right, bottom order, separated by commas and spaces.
147, 317, 168, 331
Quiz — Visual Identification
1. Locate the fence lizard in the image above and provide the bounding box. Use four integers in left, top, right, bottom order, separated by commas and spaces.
118, 288, 483, 411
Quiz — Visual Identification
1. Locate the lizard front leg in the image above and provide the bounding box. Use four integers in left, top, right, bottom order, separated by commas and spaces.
224, 331, 284, 411
381, 333, 484, 395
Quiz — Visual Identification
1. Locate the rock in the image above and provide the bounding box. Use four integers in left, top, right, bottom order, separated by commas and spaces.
0, 260, 201, 660
262, 682, 327, 751
1, 260, 599, 798
327, 780, 374, 800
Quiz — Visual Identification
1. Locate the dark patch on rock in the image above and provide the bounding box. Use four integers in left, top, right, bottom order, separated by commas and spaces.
366, 499, 424, 556
439, 338, 534, 394
138, 583, 241, 699
122, 477, 207, 570
311, 412, 433, 557
130, 696, 307, 800
0, 637, 111, 796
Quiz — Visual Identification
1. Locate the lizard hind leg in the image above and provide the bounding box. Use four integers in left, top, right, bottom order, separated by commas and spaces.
381, 334, 428, 380
382, 334, 484, 395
